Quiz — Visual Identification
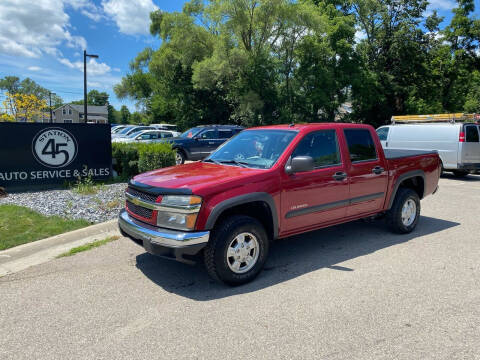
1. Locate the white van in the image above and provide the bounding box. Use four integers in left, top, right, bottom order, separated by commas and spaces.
376, 123, 480, 177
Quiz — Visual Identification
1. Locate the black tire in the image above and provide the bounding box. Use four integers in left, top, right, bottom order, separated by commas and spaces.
174, 149, 186, 165
439, 160, 445, 177
386, 187, 420, 234
452, 170, 469, 178
204, 215, 269, 286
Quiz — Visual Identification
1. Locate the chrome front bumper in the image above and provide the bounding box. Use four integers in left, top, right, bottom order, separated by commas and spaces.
118, 210, 209, 248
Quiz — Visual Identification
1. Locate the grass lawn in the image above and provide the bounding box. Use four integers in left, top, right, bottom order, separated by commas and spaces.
57, 236, 120, 258
0, 204, 90, 251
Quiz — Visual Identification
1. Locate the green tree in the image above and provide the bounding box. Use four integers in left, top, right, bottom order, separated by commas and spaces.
115, 0, 358, 127
0, 76, 63, 109
120, 105, 131, 124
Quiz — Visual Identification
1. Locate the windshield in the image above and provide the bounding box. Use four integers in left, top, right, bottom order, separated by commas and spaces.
180, 127, 203, 138
127, 131, 147, 138
111, 126, 125, 134
117, 126, 135, 135
206, 129, 297, 169
125, 127, 149, 136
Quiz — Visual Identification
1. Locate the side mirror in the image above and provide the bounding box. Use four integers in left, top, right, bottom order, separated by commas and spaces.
285, 156, 314, 174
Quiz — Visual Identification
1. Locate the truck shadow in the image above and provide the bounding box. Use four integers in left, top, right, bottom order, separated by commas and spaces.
441, 173, 480, 181
135, 216, 459, 300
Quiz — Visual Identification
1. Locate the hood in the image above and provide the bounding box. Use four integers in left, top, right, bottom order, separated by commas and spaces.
132, 161, 264, 195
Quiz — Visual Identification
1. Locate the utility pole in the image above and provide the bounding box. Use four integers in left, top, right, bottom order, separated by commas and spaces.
49, 91, 55, 123
83, 50, 99, 123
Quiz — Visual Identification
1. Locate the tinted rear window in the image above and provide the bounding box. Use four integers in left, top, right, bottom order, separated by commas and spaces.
218, 129, 234, 139
465, 125, 479, 142
344, 129, 377, 162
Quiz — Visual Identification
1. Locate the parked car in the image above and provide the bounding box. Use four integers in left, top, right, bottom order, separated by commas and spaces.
377, 122, 480, 177
151, 123, 181, 137
162, 124, 244, 164
112, 129, 174, 143
112, 126, 153, 139
118, 123, 440, 285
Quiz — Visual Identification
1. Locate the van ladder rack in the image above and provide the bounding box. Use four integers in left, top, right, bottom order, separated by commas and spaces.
391, 113, 479, 124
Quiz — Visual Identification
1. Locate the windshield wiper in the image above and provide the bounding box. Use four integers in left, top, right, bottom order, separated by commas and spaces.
216, 159, 249, 168
203, 158, 221, 165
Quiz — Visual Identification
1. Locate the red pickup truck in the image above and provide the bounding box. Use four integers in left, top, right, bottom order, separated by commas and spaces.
119, 123, 440, 285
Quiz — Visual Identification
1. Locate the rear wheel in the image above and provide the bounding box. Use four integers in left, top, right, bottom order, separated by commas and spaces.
174, 149, 186, 165
204, 215, 269, 286
452, 170, 469, 178
386, 188, 420, 234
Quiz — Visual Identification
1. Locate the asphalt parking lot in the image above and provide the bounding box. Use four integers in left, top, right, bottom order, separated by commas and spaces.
1, 175, 479, 360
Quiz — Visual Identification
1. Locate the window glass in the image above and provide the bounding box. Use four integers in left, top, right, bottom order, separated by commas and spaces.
465, 125, 479, 142
200, 130, 217, 139
62, 109, 66, 115
218, 129, 233, 139
344, 129, 377, 162
180, 127, 203, 138
376, 127, 389, 141
68, 109, 72, 115
292, 130, 341, 168
162, 132, 173, 138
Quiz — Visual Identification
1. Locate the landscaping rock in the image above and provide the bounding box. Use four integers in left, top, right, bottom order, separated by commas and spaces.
0, 183, 127, 223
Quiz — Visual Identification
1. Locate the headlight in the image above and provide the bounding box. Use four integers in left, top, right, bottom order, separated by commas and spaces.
161, 195, 202, 207
156, 195, 202, 231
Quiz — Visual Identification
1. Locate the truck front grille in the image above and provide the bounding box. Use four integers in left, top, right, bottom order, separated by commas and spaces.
126, 201, 153, 220
126, 187, 158, 203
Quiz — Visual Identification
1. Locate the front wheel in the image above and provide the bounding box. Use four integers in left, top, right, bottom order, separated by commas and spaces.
386, 188, 420, 234
204, 215, 269, 286
174, 149, 186, 165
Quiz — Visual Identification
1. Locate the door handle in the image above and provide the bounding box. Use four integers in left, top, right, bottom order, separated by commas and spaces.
332, 172, 347, 181
372, 166, 384, 174
208, 142, 215, 145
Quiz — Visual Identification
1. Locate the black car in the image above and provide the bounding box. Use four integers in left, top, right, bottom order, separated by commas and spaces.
167, 125, 244, 165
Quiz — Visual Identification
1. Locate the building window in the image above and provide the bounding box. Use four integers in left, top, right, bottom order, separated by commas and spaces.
62, 108, 66, 115
64, 119, 73, 123
68, 109, 72, 115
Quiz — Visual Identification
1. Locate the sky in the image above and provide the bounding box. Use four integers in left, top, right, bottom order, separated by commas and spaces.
0, 0, 476, 112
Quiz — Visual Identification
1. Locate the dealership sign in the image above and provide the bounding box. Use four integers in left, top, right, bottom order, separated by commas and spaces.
0, 123, 111, 190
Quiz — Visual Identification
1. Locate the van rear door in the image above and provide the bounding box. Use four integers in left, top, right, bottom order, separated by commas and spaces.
460, 124, 480, 166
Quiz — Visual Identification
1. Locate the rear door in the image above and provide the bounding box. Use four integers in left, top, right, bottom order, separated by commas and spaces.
343, 128, 388, 217
281, 129, 350, 233
460, 124, 480, 165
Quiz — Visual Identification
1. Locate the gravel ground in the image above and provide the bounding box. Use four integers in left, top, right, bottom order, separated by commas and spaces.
0, 183, 127, 223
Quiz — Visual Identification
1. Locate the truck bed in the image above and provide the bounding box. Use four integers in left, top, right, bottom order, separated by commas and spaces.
384, 149, 438, 160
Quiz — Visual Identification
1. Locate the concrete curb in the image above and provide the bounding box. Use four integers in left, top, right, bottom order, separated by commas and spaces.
0, 219, 120, 277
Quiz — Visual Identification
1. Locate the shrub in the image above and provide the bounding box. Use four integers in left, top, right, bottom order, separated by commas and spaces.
138, 143, 176, 173
112, 142, 175, 179
112, 143, 139, 178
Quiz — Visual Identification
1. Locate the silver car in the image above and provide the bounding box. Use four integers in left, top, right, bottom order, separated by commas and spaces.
112, 129, 174, 144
